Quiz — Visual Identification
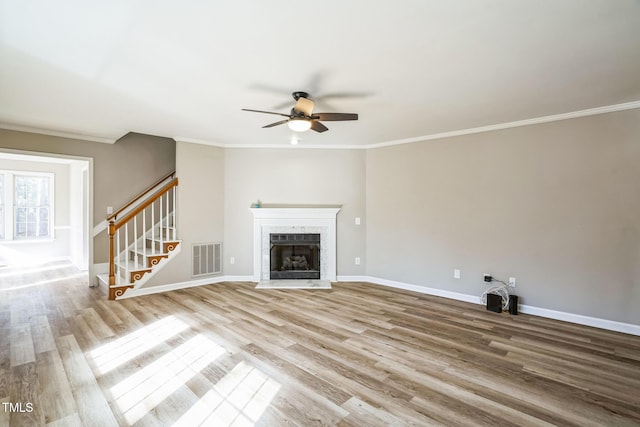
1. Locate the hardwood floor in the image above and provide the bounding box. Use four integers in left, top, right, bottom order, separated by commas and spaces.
1, 260, 640, 426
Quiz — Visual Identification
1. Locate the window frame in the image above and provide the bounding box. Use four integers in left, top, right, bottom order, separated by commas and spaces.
0, 170, 55, 242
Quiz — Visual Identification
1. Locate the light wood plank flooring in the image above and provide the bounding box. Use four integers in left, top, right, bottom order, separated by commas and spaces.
1, 260, 639, 426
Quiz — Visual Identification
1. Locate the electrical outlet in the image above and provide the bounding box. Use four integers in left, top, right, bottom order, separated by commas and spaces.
107, 206, 113, 215
355, 217, 361, 225
453, 269, 461, 279
483, 274, 493, 282
355, 257, 361, 265
508, 277, 516, 287
230, 257, 235, 265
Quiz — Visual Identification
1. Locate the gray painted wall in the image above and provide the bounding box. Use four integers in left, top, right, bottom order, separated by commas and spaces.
223, 148, 367, 278
366, 109, 640, 324
2, 108, 638, 326
146, 142, 225, 285
145, 145, 367, 286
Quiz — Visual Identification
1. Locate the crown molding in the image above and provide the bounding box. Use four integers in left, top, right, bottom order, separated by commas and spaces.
222, 143, 368, 150
4, 100, 639, 149
174, 136, 366, 150
187, 100, 640, 149
173, 136, 228, 148
367, 100, 640, 149
0, 122, 118, 144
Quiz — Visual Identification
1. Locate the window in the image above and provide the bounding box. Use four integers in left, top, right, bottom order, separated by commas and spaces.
0, 171, 54, 241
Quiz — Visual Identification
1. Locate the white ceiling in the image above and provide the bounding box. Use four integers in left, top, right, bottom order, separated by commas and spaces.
1, 1, 639, 147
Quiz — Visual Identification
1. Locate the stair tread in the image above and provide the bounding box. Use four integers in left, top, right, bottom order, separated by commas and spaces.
97, 273, 139, 288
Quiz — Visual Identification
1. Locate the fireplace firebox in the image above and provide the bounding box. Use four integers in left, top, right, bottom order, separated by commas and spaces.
270, 233, 320, 280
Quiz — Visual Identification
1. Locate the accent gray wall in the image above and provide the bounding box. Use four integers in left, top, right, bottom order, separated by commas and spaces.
223, 148, 367, 278
366, 109, 640, 324
2, 108, 639, 327
146, 141, 225, 285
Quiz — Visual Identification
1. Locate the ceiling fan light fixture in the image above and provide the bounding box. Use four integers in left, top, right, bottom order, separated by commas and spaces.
288, 118, 312, 132
243, 90, 357, 134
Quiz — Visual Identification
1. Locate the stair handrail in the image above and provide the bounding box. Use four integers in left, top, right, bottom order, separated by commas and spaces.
111, 178, 178, 229
108, 176, 179, 286
107, 170, 176, 222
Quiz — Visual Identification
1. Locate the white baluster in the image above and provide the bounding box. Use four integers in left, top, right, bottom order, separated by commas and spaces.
165, 192, 169, 242
142, 207, 146, 258
116, 228, 121, 285
125, 223, 129, 277
159, 194, 164, 247
172, 187, 176, 240
134, 214, 138, 268
151, 200, 155, 255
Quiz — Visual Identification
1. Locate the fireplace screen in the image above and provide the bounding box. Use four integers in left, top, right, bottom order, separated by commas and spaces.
270, 233, 320, 280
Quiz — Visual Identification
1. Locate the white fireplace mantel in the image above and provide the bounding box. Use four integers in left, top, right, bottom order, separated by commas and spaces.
250, 207, 341, 282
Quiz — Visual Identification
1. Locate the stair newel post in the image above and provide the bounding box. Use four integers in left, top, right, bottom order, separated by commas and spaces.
108, 220, 116, 286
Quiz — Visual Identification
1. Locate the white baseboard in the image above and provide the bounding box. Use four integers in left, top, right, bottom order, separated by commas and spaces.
368, 276, 480, 304
363, 276, 640, 336
110, 271, 640, 336
518, 305, 640, 336
118, 276, 228, 299
337, 275, 370, 282
222, 275, 255, 282
93, 219, 108, 237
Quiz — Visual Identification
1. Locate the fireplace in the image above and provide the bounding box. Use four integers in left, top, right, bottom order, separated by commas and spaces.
250, 207, 340, 284
270, 233, 320, 280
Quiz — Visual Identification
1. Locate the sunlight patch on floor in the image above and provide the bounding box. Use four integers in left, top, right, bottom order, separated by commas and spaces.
111, 334, 226, 425
0, 272, 86, 291
172, 361, 281, 426
0, 261, 75, 277
89, 315, 190, 375
0, 258, 85, 291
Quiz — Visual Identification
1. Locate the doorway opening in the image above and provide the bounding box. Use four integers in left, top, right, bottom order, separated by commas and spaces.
0, 150, 92, 288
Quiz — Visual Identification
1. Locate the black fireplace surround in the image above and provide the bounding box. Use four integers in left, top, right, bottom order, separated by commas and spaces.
270, 233, 320, 280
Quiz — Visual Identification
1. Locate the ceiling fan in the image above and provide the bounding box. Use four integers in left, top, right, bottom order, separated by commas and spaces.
242, 91, 358, 133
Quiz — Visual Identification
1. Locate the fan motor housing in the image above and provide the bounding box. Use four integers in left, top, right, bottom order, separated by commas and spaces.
292, 91, 310, 101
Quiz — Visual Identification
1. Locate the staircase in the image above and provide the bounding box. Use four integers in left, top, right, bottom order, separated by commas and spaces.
98, 173, 180, 300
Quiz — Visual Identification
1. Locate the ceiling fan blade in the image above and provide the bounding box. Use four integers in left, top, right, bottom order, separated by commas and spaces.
310, 121, 328, 133
263, 119, 290, 128
242, 108, 290, 118
313, 113, 358, 121
272, 99, 295, 110
293, 97, 315, 116
248, 82, 291, 95
316, 91, 372, 100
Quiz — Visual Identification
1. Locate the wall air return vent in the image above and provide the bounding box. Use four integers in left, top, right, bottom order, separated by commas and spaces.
192, 242, 222, 277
